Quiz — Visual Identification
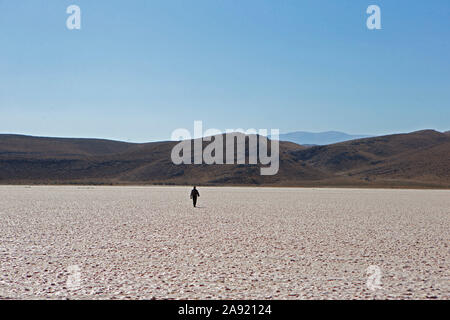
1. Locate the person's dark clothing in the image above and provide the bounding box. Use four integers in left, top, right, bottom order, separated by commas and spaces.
190, 188, 200, 207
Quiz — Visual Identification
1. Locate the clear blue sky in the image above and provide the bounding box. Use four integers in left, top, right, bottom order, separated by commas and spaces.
1, 0, 449, 142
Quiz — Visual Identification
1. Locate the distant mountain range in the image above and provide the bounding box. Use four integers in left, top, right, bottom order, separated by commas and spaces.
0, 130, 449, 188
277, 131, 371, 145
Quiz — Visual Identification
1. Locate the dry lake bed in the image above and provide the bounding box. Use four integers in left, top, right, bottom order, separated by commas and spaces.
0, 186, 448, 300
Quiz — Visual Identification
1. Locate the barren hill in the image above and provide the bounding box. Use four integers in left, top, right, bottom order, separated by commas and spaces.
0, 130, 449, 188
290, 130, 450, 187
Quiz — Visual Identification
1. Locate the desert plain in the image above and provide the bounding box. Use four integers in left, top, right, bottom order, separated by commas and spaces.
0, 185, 448, 299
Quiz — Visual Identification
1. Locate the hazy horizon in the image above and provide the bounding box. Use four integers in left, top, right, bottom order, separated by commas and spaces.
1, 127, 448, 144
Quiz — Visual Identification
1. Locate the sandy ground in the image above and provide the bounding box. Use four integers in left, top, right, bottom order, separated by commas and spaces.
0, 185, 448, 300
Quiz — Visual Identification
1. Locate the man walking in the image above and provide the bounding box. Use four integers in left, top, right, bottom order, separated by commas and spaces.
190, 186, 200, 207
